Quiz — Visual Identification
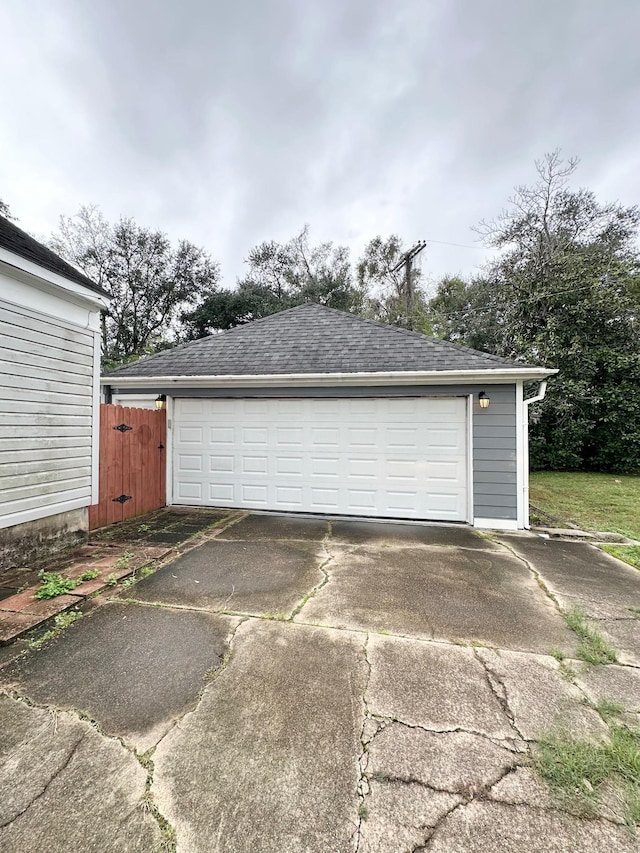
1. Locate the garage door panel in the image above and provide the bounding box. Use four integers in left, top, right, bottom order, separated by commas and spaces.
210, 427, 234, 445
210, 455, 234, 472
276, 427, 303, 447
310, 487, 340, 510
276, 456, 303, 475
210, 483, 234, 501
173, 396, 468, 521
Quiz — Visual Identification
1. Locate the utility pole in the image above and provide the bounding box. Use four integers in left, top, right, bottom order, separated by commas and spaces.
390, 240, 426, 329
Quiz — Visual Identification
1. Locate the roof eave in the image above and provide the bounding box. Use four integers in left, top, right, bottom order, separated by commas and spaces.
102, 367, 558, 388
0, 247, 111, 307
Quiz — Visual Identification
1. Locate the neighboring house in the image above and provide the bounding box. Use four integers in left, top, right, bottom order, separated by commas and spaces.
0, 215, 111, 568
103, 303, 556, 531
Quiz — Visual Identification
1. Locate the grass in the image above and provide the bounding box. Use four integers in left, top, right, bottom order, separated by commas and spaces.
535, 723, 640, 828
28, 609, 83, 649
564, 608, 617, 665
601, 545, 640, 571
529, 472, 640, 540
594, 698, 625, 722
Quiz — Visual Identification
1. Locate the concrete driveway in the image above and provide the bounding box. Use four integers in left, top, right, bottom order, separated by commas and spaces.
2, 513, 640, 852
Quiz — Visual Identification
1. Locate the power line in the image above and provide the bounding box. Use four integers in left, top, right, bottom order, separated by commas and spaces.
423, 238, 487, 250
442, 280, 621, 319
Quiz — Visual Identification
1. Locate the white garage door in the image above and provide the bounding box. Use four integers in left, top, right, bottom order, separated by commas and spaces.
172, 397, 469, 522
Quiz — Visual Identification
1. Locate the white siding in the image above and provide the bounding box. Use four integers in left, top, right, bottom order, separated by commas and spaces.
0, 297, 96, 529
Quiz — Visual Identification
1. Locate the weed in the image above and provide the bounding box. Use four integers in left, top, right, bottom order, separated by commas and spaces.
261, 612, 288, 621
35, 571, 79, 599
559, 660, 578, 681
28, 610, 82, 649
564, 608, 618, 665
595, 698, 624, 722
136, 749, 155, 772
628, 607, 640, 620
114, 551, 134, 570
137, 566, 153, 579
78, 568, 100, 581
358, 803, 369, 821
530, 513, 543, 526
370, 771, 391, 782
535, 722, 640, 827
549, 648, 565, 661
120, 573, 138, 590
138, 523, 151, 533
105, 573, 118, 587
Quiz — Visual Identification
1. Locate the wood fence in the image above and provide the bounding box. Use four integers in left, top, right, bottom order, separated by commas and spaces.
89, 404, 166, 529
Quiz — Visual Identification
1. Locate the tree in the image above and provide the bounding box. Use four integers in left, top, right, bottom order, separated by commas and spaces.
0, 198, 16, 220
357, 235, 431, 331
182, 226, 360, 338
430, 152, 640, 472
51, 206, 220, 366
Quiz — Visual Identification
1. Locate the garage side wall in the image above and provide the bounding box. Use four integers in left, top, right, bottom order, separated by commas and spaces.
108, 382, 518, 523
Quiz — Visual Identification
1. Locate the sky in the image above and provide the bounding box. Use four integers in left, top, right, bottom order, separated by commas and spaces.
1, 0, 639, 292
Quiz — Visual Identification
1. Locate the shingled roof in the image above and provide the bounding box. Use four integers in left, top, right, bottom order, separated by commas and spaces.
0, 214, 109, 297
106, 303, 543, 379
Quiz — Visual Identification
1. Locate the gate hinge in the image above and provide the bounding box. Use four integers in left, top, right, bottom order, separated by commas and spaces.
114, 423, 133, 432
112, 494, 132, 504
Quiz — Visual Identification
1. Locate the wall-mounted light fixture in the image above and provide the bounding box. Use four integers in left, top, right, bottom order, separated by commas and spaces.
155, 394, 166, 410
478, 391, 490, 409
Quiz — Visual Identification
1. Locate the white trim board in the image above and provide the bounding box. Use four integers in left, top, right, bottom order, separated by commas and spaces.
474, 517, 519, 532
0, 250, 110, 311
104, 367, 557, 389
515, 380, 526, 529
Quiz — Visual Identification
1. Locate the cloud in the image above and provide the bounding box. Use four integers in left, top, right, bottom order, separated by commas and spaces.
1, 0, 639, 286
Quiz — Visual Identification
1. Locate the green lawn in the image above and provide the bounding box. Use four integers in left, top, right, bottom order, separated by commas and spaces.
529, 472, 640, 541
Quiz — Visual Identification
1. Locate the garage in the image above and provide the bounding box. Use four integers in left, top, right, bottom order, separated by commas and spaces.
172, 395, 469, 521
103, 302, 556, 530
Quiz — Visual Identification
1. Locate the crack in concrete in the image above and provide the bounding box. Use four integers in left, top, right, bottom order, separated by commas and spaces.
473, 649, 527, 742
490, 536, 564, 614
1, 616, 249, 851
289, 536, 334, 622
0, 728, 87, 830
465, 795, 630, 830
408, 764, 520, 852
2, 688, 179, 848
365, 712, 527, 750
353, 633, 373, 853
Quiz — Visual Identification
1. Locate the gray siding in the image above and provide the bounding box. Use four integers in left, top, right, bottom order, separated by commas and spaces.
109, 381, 518, 522
0, 298, 95, 526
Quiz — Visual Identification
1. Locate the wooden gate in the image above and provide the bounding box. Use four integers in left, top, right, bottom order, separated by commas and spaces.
89, 404, 166, 530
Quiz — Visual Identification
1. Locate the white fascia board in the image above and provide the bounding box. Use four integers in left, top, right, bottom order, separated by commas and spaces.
0, 250, 111, 311
474, 517, 519, 532
103, 367, 558, 389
